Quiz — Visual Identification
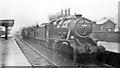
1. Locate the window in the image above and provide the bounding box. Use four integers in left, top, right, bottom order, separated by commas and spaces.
107, 28, 112, 32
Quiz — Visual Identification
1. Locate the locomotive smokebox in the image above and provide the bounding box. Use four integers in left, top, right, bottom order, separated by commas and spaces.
74, 18, 93, 37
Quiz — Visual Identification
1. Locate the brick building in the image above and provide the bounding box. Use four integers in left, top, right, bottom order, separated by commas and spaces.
92, 18, 116, 32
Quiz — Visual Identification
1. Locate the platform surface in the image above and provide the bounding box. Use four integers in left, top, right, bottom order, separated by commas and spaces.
0, 37, 31, 67
97, 41, 120, 53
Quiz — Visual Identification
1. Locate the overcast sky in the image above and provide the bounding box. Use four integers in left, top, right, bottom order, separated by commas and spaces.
0, 0, 119, 33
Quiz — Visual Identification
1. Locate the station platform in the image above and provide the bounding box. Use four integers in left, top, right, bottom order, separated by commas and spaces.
97, 41, 120, 53
0, 37, 31, 67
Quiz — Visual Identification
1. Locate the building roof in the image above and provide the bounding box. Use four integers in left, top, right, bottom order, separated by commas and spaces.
95, 17, 116, 25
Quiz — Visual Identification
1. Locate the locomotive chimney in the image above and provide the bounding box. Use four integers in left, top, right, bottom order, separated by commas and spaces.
68, 8, 70, 15
65, 9, 67, 16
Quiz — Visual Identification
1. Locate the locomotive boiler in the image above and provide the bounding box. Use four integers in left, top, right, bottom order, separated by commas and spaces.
21, 14, 106, 64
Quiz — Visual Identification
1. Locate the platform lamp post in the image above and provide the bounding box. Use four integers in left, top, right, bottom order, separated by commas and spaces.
5, 26, 8, 40
0, 19, 14, 40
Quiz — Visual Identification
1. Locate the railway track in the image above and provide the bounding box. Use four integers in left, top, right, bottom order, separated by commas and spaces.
14, 35, 58, 68
14, 35, 114, 68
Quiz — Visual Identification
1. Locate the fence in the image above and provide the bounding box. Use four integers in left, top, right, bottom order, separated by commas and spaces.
91, 32, 120, 43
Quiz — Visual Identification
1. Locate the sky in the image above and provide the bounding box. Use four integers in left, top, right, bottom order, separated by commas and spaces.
0, 0, 119, 33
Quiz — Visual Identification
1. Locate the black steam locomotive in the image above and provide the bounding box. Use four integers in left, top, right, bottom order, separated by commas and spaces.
21, 14, 112, 65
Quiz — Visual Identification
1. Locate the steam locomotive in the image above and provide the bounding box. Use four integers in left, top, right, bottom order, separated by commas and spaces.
21, 14, 106, 64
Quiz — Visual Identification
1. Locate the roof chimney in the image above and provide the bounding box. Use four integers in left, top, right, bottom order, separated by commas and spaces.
65, 9, 67, 16
103, 17, 107, 19
68, 8, 70, 15
61, 9, 63, 15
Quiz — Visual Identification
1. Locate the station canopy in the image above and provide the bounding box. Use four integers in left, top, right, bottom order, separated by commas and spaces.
0, 19, 14, 27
